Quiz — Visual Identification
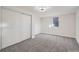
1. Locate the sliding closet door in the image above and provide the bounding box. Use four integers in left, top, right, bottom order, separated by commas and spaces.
0, 7, 2, 50
2, 8, 31, 49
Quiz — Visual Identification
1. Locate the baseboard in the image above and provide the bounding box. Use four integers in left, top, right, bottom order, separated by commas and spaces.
32, 33, 40, 39
32, 35, 35, 38
0, 38, 31, 51
40, 33, 76, 39
76, 39, 79, 45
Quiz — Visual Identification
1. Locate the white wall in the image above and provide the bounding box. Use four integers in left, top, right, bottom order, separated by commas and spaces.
76, 8, 79, 44
41, 13, 76, 38
0, 7, 2, 50
32, 15, 40, 38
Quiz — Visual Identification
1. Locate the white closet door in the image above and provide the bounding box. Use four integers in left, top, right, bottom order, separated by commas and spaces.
2, 8, 31, 48
0, 7, 2, 50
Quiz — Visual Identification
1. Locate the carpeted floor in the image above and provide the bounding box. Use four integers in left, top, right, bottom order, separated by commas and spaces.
1, 34, 79, 52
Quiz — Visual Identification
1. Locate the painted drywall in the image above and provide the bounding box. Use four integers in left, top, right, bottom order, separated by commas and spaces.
40, 13, 76, 38
32, 15, 40, 38
0, 7, 2, 50
76, 8, 79, 44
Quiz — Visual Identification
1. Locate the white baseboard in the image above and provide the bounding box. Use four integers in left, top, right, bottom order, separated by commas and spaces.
76, 39, 79, 45
32, 33, 40, 39
32, 35, 35, 38
40, 33, 76, 39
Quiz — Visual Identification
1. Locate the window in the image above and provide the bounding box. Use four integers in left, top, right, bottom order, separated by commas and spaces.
49, 16, 59, 28
53, 17, 59, 27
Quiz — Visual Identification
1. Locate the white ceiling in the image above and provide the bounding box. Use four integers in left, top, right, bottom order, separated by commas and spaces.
17, 6, 79, 17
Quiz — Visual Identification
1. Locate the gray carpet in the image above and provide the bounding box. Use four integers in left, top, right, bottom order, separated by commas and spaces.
1, 34, 79, 52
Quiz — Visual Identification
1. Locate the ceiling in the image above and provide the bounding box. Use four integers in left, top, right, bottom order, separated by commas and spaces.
17, 6, 79, 17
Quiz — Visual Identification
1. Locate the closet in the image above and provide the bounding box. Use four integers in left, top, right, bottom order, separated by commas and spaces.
1, 7, 32, 49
